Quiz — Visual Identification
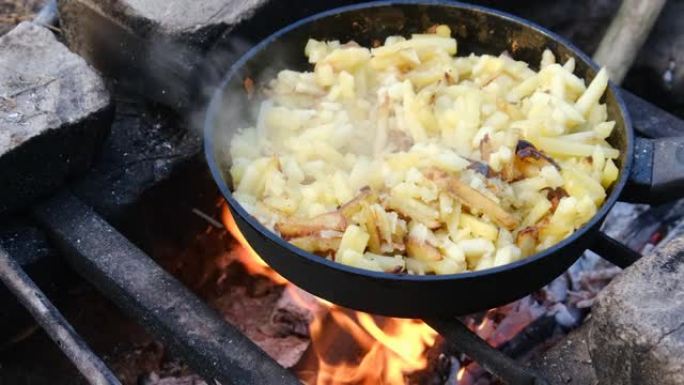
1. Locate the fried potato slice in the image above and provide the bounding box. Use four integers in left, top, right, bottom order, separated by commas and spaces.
339, 186, 377, 219
336, 225, 370, 261
386, 193, 441, 229
444, 176, 518, 230
407, 237, 442, 261
534, 137, 620, 159
460, 213, 499, 241
516, 226, 539, 257
275, 211, 347, 238
362, 205, 383, 254
406, 222, 442, 261
479, 134, 493, 163
364, 253, 406, 273
424, 167, 518, 230
290, 235, 342, 254
230, 26, 620, 275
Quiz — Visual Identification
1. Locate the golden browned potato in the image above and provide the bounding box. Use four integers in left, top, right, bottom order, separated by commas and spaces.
290, 235, 342, 254
275, 212, 346, 239
229, 26, 620, 275
445, 176, 519, 230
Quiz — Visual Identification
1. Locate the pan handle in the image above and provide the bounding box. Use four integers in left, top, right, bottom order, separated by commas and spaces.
590, 136, 684, 268
620, 136, 684, 204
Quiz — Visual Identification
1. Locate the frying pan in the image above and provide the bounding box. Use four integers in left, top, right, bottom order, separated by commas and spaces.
204, 0, 684, 318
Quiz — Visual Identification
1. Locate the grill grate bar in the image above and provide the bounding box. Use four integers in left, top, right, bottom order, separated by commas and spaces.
425, 318, 549, 385
32, 191, 299, 385
0, 246, 121, 385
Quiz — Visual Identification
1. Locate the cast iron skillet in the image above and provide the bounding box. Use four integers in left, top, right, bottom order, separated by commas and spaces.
205, 0, 684, 318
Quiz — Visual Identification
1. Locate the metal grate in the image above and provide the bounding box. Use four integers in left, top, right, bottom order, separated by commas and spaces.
8, 91, 678, 385
1, 1, 682, 383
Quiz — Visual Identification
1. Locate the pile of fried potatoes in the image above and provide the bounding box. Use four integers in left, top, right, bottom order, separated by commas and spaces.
229, 25, 620, 275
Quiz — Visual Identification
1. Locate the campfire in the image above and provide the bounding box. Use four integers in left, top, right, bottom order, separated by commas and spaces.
191, 202, 621, 385
222, 203, 440, 385
1, 1, 683, 385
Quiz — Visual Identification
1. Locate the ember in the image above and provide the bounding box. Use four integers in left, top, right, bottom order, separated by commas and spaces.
1, 1, 684, 385
218, 201, 633, 385
222, 204, 439, 385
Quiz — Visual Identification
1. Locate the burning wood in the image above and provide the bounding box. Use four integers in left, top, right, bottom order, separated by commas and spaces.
219, 201, 629, 385
210, 274, 311, 369
142, 199, 666, 385
223, 203, 441, 384
269, 286, 327, 338
128, 199, 640, 385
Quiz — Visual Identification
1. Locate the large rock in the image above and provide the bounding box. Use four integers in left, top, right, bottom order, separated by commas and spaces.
107, 0, 268, 37
57, 0, 270, 109
589, 236, 684, 385
529, 321, 598, 385
0, 22, 111, 214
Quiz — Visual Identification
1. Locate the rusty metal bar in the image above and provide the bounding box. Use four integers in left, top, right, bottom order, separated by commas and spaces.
425, 318, 549, 385
0, 246, 121, 385
32, 191, 300, 385
591, 231, 642, 268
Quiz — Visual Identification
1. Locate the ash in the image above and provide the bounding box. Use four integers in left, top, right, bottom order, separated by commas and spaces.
451, 199, 684, 385
139, 198, 684, 385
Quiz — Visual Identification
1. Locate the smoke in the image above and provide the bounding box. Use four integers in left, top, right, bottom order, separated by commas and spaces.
104, 0, 364, 178
134, 0, 360, 134
192, 31, 309, 178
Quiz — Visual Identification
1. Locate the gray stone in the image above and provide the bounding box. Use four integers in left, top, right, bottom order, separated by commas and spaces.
58, 0, 270, 43
0, 22, 111, 213
0, 22, 108, 156
115, 0, 269, 36
529, 321, 598, 385
588, 237, 684, 385
57, 0, 270, 109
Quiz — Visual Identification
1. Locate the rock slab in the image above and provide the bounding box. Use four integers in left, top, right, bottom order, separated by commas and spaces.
57, 0, 270, 109
114, 0, 269, 36
0, 22, 111, 214
589, 236, 684, 385
529, 321, 598, 385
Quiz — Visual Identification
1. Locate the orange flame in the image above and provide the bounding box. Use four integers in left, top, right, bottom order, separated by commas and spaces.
457, 367, 466, 382
221, 203, 438, 385
221, 205, 288, 285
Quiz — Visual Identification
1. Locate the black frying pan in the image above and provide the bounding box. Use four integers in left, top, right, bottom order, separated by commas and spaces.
204, 0, 684, 318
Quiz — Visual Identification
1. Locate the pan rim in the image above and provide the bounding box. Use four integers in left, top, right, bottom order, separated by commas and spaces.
204, 0, 634, 283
